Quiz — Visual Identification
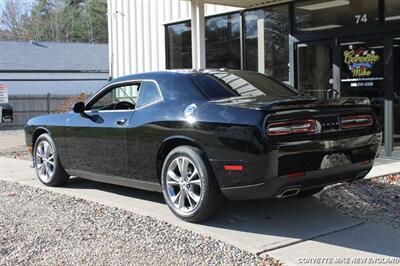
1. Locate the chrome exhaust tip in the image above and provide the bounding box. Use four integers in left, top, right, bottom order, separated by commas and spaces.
277, 188, 301, 198
355, 170, 369, 180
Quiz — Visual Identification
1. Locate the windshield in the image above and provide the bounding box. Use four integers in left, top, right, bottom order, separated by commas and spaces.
194, 71, 299, 100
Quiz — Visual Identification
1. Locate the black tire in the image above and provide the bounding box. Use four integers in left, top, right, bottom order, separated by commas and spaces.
33, 133, 69, 187
297, 187, 324, 197
161, 145, 223, 222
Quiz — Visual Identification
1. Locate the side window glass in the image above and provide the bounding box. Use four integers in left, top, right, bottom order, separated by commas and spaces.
90, 84, 139, 110
136, 82, 162, 109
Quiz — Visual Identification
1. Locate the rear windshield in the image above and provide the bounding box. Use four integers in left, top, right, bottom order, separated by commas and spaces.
194, 71, 299, 100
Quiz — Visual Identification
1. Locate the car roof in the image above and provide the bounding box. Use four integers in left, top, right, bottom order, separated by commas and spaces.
108, 70, 243, 101
110, 69, 239, 82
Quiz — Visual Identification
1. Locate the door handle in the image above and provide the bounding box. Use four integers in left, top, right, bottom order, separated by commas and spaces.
116, 118, 128, 126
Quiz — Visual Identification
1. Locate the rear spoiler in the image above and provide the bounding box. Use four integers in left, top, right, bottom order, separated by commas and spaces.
264, 97, 371, 111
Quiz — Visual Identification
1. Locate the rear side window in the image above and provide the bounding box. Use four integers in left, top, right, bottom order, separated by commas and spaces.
195, 71, 299, 100
136, 81, 162, 109
194, 74, 235, 99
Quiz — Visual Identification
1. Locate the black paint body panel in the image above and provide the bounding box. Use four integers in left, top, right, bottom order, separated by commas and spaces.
25, 70, 382, 200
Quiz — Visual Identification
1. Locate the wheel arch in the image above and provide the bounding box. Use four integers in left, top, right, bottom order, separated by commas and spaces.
32, 127, 50, 150
156, 136, 204, 183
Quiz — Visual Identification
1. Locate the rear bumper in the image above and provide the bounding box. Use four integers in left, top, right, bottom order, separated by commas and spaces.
0, 108, 13, 123
212, 132, 382, 200
221, 161, 373, 200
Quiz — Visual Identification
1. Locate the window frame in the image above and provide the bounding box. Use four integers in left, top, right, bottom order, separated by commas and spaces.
384, 0, 400, 24
165, 21, 193, 69
242, 3, 290, 81
135, 81, 164, 110
85, 79, 164, 112
164, 9, 242, 70
204, 12, 242, 69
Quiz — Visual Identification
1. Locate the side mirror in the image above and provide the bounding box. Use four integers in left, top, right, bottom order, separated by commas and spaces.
73, 102, 85, 113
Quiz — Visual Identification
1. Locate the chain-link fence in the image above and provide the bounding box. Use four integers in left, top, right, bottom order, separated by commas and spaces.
0, 78, 108, 159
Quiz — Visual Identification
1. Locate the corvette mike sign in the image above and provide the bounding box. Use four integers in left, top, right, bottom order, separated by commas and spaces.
343, 47, 380, 78
341, 44, 384, 90
0, 84, 8, 104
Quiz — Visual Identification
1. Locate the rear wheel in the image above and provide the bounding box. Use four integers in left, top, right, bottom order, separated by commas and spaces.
34, 133, 69, 187
297, 187, 324, 197
161, 146, 223, 222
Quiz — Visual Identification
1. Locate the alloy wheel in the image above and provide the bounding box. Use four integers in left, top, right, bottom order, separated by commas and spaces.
35, 140, 56, 183
166, 156, 203, 213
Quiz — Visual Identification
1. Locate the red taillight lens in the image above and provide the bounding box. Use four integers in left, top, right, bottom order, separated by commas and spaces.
224, 165, 244, 171
341, 115, 373, 129
267, 119, 317, 136
266, 121, 292, 136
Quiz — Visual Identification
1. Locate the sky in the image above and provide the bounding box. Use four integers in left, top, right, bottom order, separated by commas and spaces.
0, 0, 35, 11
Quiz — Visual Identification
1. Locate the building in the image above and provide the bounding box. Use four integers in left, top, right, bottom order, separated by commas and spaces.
108, 0, 400, 159
106, 0, 239, 76
0, 41, 109, 125
0, 40, 109, 95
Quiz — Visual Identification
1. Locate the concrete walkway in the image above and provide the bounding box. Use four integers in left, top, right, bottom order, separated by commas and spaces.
0, 157, 399, 265
366, 158, 400, 178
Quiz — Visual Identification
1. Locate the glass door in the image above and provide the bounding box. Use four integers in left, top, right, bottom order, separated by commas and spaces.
296, 41, 335, 99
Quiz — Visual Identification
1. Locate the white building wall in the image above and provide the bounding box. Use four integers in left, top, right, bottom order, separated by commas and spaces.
108, 0, 239, 78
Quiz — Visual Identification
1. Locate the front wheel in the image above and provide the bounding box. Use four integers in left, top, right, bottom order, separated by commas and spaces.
161, 146, 223, 222
33, 133, 69, 187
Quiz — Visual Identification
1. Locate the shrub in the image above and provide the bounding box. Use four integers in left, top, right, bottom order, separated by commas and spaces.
57, 93, 90, 113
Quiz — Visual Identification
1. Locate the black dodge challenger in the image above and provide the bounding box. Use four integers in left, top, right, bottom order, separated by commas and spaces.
25, 70, 382, 222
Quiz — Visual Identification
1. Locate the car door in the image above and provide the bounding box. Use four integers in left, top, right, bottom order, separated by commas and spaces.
127, 80, 164, 183
64, 82, 139, 179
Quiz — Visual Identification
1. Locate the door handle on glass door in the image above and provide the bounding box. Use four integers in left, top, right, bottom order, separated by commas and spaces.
116, 118, 128, 126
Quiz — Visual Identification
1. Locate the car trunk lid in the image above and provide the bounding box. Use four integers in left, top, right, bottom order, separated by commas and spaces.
212, 95, 371, 111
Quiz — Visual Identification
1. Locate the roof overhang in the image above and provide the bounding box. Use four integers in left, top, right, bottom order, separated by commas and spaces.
185, 0, 293, 8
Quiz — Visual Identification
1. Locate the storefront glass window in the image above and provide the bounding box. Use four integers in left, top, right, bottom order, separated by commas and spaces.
295, 0, 379, 32
385, 0, 400, 22
340, 40, 384, 98
166, 22, 192, 69
205, 13, 241, 69
243, 5, 289, 83
340, 40, 385, 134
339, 39, 387, 153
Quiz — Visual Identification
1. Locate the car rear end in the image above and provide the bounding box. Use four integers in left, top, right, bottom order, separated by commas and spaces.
221, 100, 382, 200
267, 100, 380, 191
0, 103, 13, 123
192, 70, 381, 200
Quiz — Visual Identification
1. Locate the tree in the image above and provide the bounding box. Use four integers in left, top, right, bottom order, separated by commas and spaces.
29, 0, 55, 41
0, 0, 108, 43
28, 0, 77, 42
65, 0, 85, 7
71, 0, 108, 43
85, 0, 108, 43
0, 0, 31, 40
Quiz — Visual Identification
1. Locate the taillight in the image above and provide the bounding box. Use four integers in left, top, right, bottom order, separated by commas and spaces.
267, 119, 317, 136
341, 115, 373, 129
